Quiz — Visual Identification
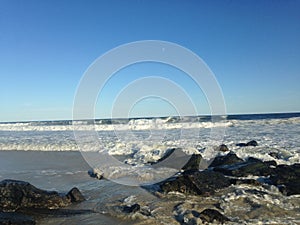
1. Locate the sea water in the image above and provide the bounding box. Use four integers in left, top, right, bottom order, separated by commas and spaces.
0, 113, 299, 224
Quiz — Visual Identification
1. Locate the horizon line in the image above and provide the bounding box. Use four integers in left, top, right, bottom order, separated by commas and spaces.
1, 111, 300, 123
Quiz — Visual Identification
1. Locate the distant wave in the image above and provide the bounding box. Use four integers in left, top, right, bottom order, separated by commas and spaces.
0, 113, 299, 131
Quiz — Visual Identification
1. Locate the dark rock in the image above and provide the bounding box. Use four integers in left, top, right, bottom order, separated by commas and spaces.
155, 148, 179, 163
66, 187, 85, 203
152, 149, 209, 171
248, 157, 277, 167
217, 144, 229, 152
209, 152, 244, 168
236, 143, 247, 147
0, 179, 84, 212
199, 209, 230, 224
191, 210, 201, 217
159, 170, 231, 196
122, 204, 140, 214
88, 168, 103, 180
269, 163, 300, 195
0, 212, 35, 225
181, 154, 203, 171
151, 148, 192, 171
236, 140, 258, 147
213, 158, 276, 177
247, 140, 258, 146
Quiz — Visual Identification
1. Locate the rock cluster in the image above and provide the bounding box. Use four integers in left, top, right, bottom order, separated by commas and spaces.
159, 147, 300, 197
156, 142, 300, 224
269, 163, 300, 196
159, 170, 231, 196
0, 180, 85, 224
87, 141, 299, 224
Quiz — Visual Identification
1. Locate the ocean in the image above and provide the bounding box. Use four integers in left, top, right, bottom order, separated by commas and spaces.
0, 113, 299, 224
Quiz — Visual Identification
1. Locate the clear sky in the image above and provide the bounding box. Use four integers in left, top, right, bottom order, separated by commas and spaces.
1, 0, 300, 121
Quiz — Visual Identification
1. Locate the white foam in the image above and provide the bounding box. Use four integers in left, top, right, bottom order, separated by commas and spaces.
0, 116, 299, 167
220, 184, 300, 219
0, 120, 232, 131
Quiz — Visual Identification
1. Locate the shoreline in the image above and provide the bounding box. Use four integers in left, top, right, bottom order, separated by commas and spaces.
1, 149, 299, 224
0, 150, 134, 225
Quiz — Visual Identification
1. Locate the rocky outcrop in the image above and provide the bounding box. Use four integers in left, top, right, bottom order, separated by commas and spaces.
0, 179, 86, 224
211, 153, 300, 195
151, 148, 192, 171
209, 152, 243, 168
66, 187, 85, 202
159, 170, 231, 196
210, 152, 276, 177
213, 157, 276, 177
158, 149, 300, 197
269, 163, 300, 195
0, 179, 85, 212
181, 154, 203, 171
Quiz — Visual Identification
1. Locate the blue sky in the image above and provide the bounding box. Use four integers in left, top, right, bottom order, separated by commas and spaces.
1, 0, 299, 121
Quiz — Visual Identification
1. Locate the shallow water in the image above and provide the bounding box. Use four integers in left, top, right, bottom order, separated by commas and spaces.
0, 151, 134, 224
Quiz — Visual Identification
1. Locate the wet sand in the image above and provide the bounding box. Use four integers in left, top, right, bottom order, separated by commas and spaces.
0, 150, 134, 225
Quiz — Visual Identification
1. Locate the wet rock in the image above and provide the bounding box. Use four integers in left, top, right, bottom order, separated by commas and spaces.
181, 154, 203, 171
236, 140, 258, 147
217, 144, 229, 152
88, 168, 103, 180
159, 170, 231, 196
199, 209, 230, 224
66, 187, 85, 202
151, 149, 209, 172
213, 158, 276, 177
247, 140, 258, 146
269, 163, 300, 196
0, 212, 35, 225
209, 152, 244, 168
122, 203, 140, 214
155, 148, 180, 163
151, 148, 191, 170
0, 179, 85, 212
